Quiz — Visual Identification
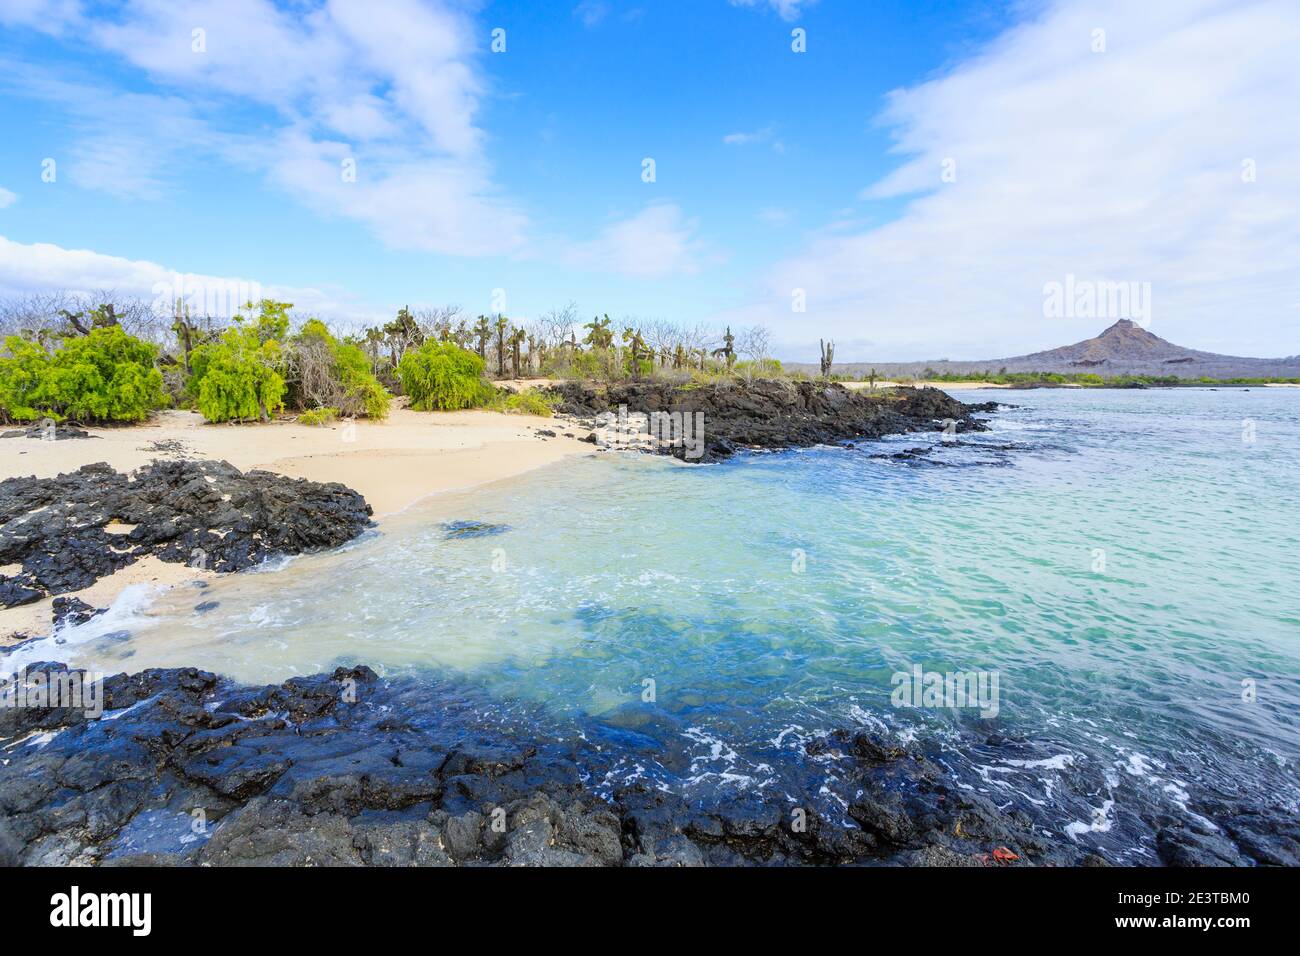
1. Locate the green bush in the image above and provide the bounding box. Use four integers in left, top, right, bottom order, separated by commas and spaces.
397, 341, 493, 410
484, 388, 557, 417
290, 319, 390, 419
297, 406, 338, 427
190, 324, 287, 423
0, 336, 48, 422
0, 327, 165, 423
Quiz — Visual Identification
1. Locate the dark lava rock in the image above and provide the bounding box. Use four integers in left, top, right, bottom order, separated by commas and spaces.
440, 520, 510, 540
194, 601, 220, 614
0, 460, 373, 608
1155, 826, 1250, 867
51, 596, 106, 628
1, 424, 97, 441
546, 380, 992, 462
4, 664, 1243, 868
871, 446, 934, 462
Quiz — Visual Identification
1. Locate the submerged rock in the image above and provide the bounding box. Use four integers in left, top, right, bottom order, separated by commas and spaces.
547, 380, 993, 462
440, 520, 510, 540
0, 460, 373, 608
51, 596, 106, 628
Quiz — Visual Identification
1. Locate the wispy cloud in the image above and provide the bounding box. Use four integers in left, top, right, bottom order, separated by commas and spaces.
563, 204, 707, 279
723, 125, 785, 152
728, 0, 817, 22
722, 0, 1300, 359
0, 233, 386, 324
0, 188, 16, 209
723, 126, 774, 146
0, 0, 526, 255
573, 1, 609, 28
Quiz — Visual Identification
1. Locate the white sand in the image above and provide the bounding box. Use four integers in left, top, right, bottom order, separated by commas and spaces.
1, 405, 592, 642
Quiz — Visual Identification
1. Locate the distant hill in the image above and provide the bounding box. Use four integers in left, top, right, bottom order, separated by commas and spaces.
788, 321, 1300, 380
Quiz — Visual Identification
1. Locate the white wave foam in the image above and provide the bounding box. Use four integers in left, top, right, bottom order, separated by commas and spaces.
1065, 799, 1115, 840
0, 584, 162, 676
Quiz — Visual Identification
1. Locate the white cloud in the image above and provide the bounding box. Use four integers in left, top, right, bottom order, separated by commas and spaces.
0, 0, 81, 33
728, 0, 817, 21
0, 188, 16, 209
1, 0, 524, 254
724, 0, 1300, 359
723, 127, 773, 146
0, 64, 240, 200
263, 130, 526, 257
574, 1, 609, 28
0, 234, 386, 324
563, 204, 706, 279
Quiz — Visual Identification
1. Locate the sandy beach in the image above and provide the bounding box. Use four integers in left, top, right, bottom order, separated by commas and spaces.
1, 405, 591, 642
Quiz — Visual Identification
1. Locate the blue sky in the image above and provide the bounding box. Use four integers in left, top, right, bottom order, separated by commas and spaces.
1, 0, 1297, 361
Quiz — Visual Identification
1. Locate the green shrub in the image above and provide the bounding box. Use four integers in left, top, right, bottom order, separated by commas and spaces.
485, 388, 557, 417
397, 341, 493, 410
290, 319, 390, 419
0, 336, 49, 422
0, 327, 165, 423
297, 406, 338, 427
190, 324, 286, 423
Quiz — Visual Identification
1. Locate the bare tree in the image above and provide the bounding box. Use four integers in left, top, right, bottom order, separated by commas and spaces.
736, 325, 773, 362
539, 301, 579, 348
415, 305, 463, 343
0, 290, 172, 347
0, 291, 75, 339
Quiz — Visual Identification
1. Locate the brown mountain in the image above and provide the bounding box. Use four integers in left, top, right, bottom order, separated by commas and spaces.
794, 321, 1300, 380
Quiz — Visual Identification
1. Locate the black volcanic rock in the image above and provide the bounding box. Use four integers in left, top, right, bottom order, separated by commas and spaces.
1, 424, 97, 441
548, 379, 990, 462
1, 665, 1286, 867
0, 665, 1092, 867
0, 460, 373, 608
51, 596, 106, 628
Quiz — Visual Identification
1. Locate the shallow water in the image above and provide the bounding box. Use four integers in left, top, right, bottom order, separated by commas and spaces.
20, 387, 1300, 861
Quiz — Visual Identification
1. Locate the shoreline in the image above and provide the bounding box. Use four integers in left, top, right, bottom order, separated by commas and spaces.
0, 664, 1103, 867
4, 382, 995, 642
1, 406, 592, 644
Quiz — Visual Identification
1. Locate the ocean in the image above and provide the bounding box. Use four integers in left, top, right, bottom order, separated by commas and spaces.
25, 387, 1300, 863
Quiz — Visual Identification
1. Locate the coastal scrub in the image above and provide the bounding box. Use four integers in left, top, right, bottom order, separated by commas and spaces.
0, 327, 165, 423
398, 341, 494, 411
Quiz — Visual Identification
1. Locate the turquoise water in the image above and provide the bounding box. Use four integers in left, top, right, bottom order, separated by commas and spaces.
40, 387, 1300, 861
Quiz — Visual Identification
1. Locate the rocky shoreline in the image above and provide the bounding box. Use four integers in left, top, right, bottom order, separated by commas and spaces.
0, 459, 373, 611
549, 381, 1000, 461
0, 664, 1093, 867
3, 381, 986, 617
2, 665, 1289, 868
4, 664, 1289, 867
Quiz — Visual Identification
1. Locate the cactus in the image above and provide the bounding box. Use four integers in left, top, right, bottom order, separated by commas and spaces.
819, 339, 835, 379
